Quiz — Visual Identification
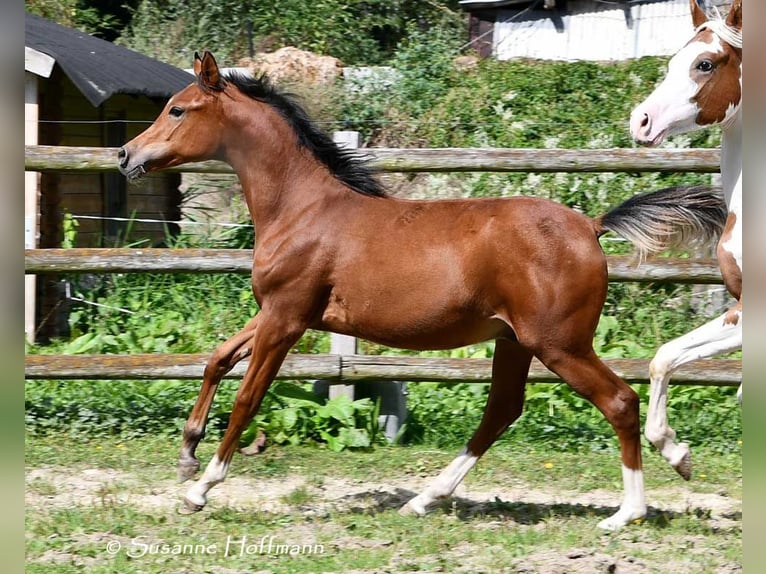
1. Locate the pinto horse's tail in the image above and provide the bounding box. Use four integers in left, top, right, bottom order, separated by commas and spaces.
593, 185, 727, 260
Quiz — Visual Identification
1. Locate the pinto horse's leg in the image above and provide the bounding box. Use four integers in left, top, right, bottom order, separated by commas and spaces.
541, 349, 646, 531
400, 339, 532, 516
646, 303, 742, 480
182, 313, 304, 512
178, 315, 259, 482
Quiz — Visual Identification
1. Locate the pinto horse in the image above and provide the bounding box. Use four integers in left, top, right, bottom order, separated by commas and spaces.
629, 0, 742, 481
118, 51, 725, 530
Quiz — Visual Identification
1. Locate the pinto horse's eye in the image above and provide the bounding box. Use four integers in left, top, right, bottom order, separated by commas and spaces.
696, 59, 714, 73
169, 106, 184, 118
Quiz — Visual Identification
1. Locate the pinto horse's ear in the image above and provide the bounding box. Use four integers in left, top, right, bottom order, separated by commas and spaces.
193, 50, 224, 92
690, 0, 708, 29
725, 0, 742, 31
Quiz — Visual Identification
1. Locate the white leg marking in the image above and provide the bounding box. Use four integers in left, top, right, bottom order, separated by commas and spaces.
598, 465, 646, 531
184, 454, 230, 507
645, 311, 741, 472
737, 383, 742, 407
400, 448, 478, 516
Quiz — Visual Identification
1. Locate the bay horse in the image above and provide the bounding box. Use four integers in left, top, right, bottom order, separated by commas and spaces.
118, 51, 725, 530
629, 0, 742, 480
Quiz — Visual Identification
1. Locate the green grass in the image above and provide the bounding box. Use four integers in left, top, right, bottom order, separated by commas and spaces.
25, 434, 741, 573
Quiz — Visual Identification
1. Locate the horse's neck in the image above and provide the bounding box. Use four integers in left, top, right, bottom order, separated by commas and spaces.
720, 108, 742, 210
231, 153, 344, 235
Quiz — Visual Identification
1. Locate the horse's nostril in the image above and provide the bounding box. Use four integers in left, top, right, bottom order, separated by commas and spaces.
640, 113, 650, 129
117, 147, 128, 167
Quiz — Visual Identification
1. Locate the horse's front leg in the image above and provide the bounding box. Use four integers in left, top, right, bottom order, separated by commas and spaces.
182, 313, 305, 512
178, 315, 260, 482
645, 303, 742, 479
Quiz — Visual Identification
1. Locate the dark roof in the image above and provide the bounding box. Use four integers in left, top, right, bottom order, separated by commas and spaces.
25, 12, 193, 107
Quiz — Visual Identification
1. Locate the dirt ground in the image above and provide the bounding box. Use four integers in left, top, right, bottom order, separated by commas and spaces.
26, 463, 741, 573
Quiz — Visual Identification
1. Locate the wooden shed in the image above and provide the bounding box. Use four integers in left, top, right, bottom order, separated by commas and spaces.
25, 13, 193, 341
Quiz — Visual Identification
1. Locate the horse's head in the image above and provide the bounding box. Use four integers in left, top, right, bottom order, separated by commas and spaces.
118, 51, 227, 182
630, 0, 742, 146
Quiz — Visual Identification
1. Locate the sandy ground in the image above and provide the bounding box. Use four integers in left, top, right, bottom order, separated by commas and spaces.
26, 463, 741, 573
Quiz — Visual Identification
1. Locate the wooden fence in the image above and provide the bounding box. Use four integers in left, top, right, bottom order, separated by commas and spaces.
25, 248, 723, 284
24, 145, 740, 386
25, 145, 720, 174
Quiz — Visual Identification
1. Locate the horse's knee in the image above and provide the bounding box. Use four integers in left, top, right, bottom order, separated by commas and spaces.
649, 344, 675, 381
203, 348, 230, 379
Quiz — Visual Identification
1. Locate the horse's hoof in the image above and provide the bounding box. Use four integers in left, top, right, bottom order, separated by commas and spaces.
398, 501, 426, 517
597, 507, 646, 531
177, 461, 200, 483
240, 430, 267, 456
673, 450, 692, 481
178, 497, 205, 514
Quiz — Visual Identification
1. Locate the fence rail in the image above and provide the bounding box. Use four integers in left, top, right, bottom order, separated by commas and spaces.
25, 145, 720, 174
24, 248, 724, 284
24, 353, 740, 386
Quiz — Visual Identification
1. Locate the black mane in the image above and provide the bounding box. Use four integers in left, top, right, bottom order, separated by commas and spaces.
223, 72, 387, 198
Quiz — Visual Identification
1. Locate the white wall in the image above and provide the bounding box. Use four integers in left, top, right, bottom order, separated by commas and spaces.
493, 0, 694, 61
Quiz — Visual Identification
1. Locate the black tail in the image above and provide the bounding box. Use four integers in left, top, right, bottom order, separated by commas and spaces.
594, 185, 727, 260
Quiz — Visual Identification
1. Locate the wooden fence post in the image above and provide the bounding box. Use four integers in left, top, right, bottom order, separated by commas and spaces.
327, 131, 362, 402
25, 73, 40, 343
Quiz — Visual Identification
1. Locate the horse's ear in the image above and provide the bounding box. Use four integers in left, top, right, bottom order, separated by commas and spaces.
194, 50, 223, 92
725, 0, 742, 31
690, 0, 707, 28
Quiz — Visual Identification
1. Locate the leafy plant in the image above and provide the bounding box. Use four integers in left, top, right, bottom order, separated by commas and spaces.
244, 382, 384, 452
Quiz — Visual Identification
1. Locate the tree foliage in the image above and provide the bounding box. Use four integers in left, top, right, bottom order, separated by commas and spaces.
112, 0, 462, 67
25, 0, 138, 40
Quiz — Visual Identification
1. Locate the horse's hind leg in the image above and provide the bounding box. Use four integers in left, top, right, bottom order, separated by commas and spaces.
646, 303, 741, 480
178, 315, 259, 482
540, 349, 645, 530
400, 339, 531, 516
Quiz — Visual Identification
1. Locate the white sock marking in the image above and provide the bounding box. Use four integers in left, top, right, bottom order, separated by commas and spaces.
403, 448, 478, 515
185, 454, 229, 507
597, 465, 646, 531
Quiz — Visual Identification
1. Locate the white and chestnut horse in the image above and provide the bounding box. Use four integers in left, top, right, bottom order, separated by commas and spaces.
630, 0, 742, 479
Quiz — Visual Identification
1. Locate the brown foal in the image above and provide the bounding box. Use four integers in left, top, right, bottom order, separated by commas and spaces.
118, 51, 725, 530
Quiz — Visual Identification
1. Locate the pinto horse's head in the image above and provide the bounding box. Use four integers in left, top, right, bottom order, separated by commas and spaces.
118, 51, 226, 182
630, 0, 742, 146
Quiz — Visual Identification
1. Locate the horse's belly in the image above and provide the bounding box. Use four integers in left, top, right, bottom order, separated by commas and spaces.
318, 297, 509, 351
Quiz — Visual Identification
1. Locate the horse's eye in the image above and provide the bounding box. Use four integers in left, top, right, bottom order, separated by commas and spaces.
169, 106, 184, 118
696, 59, 714, 73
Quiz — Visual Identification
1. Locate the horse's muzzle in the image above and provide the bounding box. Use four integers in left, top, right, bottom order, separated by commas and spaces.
117, 147, 129, 173
117, 147, 146, 181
